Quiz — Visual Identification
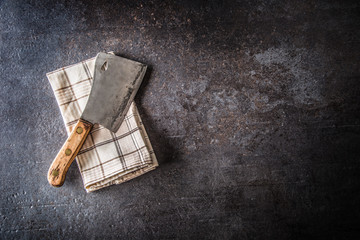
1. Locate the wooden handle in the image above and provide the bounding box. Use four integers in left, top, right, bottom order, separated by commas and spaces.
48, 119, 93, 187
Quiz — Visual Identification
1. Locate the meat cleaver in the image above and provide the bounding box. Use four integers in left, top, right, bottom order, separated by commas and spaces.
48, 52, 147, 187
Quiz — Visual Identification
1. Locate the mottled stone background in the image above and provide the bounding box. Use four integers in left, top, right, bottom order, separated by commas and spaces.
1, 0, 360, 239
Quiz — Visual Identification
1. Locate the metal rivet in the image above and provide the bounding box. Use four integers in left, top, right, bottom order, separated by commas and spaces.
65, 149, 72, 156
52, 170, 59, 177
76, 127, 83, 134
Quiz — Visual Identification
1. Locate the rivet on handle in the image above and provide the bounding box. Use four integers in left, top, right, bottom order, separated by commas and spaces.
65, 149, 72, 156
76, 127, 83, 134
52, 170, 59, 176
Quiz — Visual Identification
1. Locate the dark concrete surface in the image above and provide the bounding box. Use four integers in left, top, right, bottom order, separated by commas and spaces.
1, 0, 360, 239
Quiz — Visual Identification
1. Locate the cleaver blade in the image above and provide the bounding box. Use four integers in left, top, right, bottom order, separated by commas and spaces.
48, 53, 147, 187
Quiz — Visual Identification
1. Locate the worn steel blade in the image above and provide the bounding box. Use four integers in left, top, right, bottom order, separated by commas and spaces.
81, 52, 147, 132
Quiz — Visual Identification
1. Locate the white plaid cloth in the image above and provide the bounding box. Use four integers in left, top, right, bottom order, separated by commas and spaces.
47, 55, 158, 192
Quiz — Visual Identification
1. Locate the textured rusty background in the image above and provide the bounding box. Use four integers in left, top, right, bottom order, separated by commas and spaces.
1, 0, 360, 239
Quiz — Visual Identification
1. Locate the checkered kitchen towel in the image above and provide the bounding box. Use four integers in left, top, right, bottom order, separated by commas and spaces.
47, 55, 158, 192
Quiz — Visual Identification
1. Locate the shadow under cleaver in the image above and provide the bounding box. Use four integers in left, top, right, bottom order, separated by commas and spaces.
134, 65, 179, 166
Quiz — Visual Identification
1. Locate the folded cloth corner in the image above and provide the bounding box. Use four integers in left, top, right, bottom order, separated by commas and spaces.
46, 55, 158, 192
